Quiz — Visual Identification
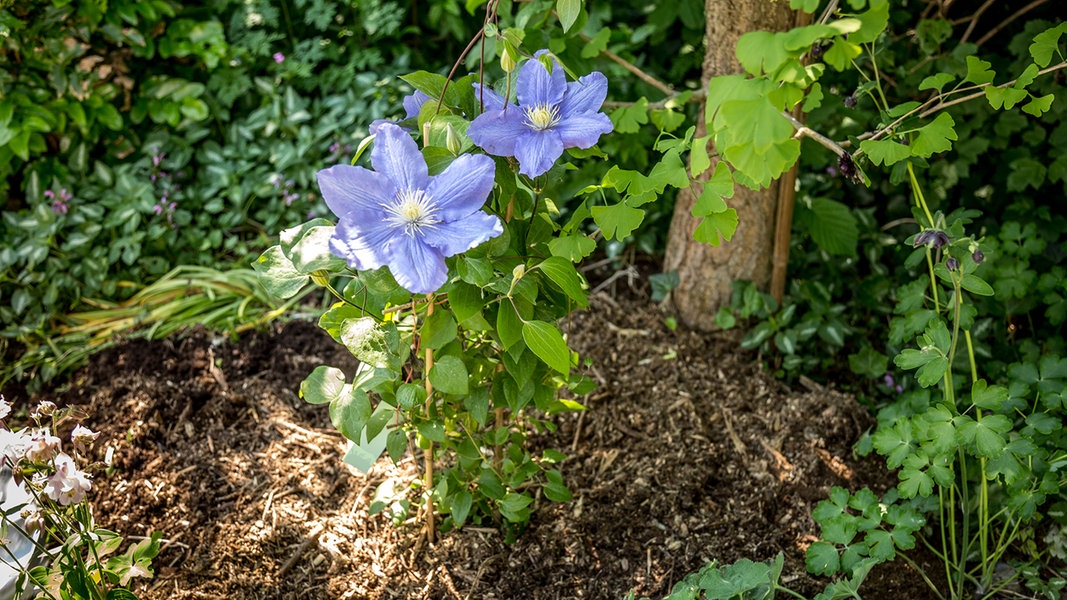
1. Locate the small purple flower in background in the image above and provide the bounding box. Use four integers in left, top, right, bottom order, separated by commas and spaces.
403, 90, 432, 120
273, 52, 285, 64
883, 373, 903, 394
467, 51, 613, 178
320, 122, 501, 294
45, 189, 72, 215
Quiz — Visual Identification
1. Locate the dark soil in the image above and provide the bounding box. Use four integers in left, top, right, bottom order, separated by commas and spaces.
6, 292, 940, 599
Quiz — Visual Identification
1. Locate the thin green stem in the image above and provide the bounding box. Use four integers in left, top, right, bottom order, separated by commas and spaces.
897, 551, 948, 600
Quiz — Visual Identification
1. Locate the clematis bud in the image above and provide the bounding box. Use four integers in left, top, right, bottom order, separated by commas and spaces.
445, 123, 462, 155
972, 249, 985, 264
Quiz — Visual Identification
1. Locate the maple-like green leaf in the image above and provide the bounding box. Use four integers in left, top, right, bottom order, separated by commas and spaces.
1029, 22, 1067, 68
910, 113, 957, 158
693, 208, 739, 246
1022, 93, 1055, 117
861, 139, 912, 166
964, 55, 994, 86
592, 203, 645, 240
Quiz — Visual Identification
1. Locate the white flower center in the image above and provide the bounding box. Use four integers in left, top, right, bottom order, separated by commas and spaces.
384, 188, 439, 237
523, 103, 561, 131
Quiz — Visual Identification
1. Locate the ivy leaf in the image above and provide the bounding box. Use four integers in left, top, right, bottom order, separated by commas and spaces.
341, 318, 402, 371
1022, 93, 1055, 117
592, 203, 645, 240
693, 208, 739, 246
963, 56, 994, 86
329, 386, 372, 443
522, 320, 571, 376
910, 113, 957, 158
861, 139, 912, 166
1029, 22, 1067, 68
253, 246, 308, 299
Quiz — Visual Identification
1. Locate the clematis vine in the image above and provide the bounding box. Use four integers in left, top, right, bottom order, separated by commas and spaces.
467, 51, 613, 178
320, 122, 502, 294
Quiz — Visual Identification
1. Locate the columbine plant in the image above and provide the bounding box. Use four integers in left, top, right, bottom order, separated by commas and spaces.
256, 39, 616, 541
0, 395, 160, 599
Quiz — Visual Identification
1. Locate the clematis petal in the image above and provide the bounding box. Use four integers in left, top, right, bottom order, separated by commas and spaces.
386, 236, 449, 294
317, 165, 394, 222
403, 90, 432, 120
472, 83, 509, 111
516, 55, 566, 108
329, 218, 397, 271
371, 122, 429, 190
515, 130, 564, 178
421, 211, 503, 257
467, 110, 526, 156
425, 154, 496, 221
561, 72, 609, 115
556, 113, 614, 149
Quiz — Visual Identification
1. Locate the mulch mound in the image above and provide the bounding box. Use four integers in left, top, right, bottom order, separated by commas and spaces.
7, 293, 935, 599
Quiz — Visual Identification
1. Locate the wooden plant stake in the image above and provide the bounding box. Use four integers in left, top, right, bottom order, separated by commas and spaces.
423, 294, 435, 545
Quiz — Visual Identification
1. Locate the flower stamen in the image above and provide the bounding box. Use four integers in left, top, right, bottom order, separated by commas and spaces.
523, 103, 562, 131
384, 188, 440, 236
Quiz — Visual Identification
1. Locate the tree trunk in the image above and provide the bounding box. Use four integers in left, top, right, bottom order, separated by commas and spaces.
663, 0, 797, 328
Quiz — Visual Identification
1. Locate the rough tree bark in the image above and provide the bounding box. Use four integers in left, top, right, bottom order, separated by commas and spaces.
663, 0, 797, 328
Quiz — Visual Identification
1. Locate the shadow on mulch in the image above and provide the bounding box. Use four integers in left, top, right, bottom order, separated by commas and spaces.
4, 293, 937, 600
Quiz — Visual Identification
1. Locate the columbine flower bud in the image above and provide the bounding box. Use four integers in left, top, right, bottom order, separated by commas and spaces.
844, 95, 858, 108
837, 154, 861, 184
972, 249, 985, 264
913, 229, 951, 249
946, 257, 960, 271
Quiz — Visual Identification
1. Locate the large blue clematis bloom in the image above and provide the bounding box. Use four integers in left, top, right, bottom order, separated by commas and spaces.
467, 53, 613, 178
319, 122, 502, 294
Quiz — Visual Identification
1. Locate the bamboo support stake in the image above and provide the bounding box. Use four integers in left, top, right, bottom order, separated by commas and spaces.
423, 294, 435, 545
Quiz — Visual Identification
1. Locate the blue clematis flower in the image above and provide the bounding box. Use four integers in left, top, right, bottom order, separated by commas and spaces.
403, 90, 432, 120
467, 52, 613, 178
319, 122, 502, 294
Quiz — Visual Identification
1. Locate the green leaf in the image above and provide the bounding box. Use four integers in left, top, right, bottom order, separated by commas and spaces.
985, 86, 1028, 111
1029, 22, 1067, 68
522, 320, 571, 376
610, 97, 649, 133
823, 38, 862, 71
429, 355, 469, 395
497, 300, 524, 349
421, 310, 457, 350
252, 246, 308, 299
849, 346, 887, 378
396, 382, 427, 410
865, 530, 895, 561
964, 55, 994, 86
693, 208, 739, 246
971, 379, 1008, 410
806, 198, 858, 256
498, 492, 534, 523
548, 234, 597, 261
341, 318, 401, 371
1022, 93, 1055, 117
457, 256, 494, 286
539, 257, 588, 307
718, 99, 793, 153
448, 282, 483, 325
592, 202, 645, 241
556, 0, 580, 32
736, 31, 790, 76
690, 135, 713, 176
850, 0, 889, 44
543, 469, 572, 502
919, 73, 955, 93
860, 139, 912, 166
692, 162, 734, 217
330, 387, 372, 442
300, 366, 347, 405
451, 490, 473, 526
960, 273, 994, 296
399, 71, 459, 108
1007, 157, 1046, 191
899, 454, 934, 498
806, 541, 841, 576
910, 113, 957, 158
956, 414, 1010, 458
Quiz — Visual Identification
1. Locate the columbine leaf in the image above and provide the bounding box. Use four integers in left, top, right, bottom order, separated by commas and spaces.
806, 542, 840, 576
971, 379, 1009, 410
861, 139, 912, 166
910, 113, 957, 158
522, 320, 571, 376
